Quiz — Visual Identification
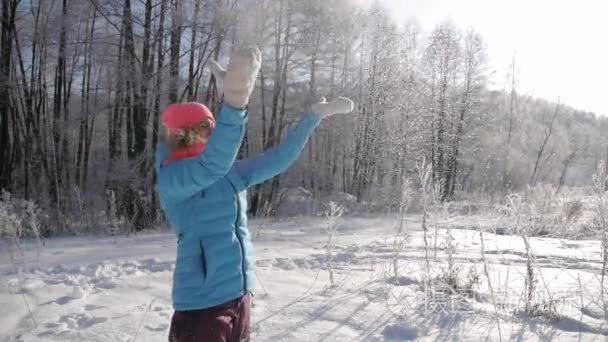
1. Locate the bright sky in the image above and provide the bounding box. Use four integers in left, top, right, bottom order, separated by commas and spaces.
358, 0, 608, 116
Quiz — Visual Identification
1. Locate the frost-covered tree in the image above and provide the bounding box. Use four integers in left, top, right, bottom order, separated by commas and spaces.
0, 0, 606, 233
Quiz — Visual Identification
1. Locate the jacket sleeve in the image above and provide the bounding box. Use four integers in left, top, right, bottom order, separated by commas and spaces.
234, 112, 321, 188
156, 104, 247, 200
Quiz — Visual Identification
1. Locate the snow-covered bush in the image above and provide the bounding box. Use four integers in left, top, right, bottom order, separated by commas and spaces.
501, 192, 563, 319
0, 191, 40, 328
478, 230, 503, 339
276, 187, 319, 217
495, 184, 597, 239
320, 192, 360, 215
417, 160, 432, 287
501, 193, 540, 314
0, 190, 42, 268
591, 163, 608, 319
0, 192, 23, 242
390, 178, 412, 283
106, 189, 127, 237
276, 187, 363, 217
0, 191, 42, 242
323, 201, 343, 287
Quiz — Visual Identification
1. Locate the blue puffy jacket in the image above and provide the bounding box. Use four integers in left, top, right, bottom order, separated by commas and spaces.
155, 104, 320, 311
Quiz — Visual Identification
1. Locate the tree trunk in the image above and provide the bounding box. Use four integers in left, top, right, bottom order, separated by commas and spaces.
152, 0, 167, 153
169, 0, 182, 103
556, 151, 576, 195
49, 0, 68, 207
76, 8, 95, 189
531, 99, 560, 186
0, 0, 18, 191
107, 20, 126, 189
502, 54, 517, 192
186, 0, 201, 100
132, 0, 153, 162
13, 15, 36, 198
604, 136, 608, 191
444, 38, 476, 200
83, 67, 100, 188
307, 29, 319, 193
150, 0, 167, 217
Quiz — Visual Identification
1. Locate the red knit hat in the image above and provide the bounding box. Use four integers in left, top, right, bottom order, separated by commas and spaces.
161, 102, 214, 134
161, 102, 215, 166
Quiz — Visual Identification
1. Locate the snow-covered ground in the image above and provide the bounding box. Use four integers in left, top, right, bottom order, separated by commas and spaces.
1, 216, 607, 341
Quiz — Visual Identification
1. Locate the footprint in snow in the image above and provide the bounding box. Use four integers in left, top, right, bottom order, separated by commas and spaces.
84, 304, 107, 311
41, 286, 86, 306
36, 313, 108, 338
382, 323, 418, 341
145, 323, 169, 332
59, 313, 108, 329
95, 281, 116, 289
44, 322, 62, 329
152, 305, 172, 318
53, 295, 77, 305
273, 258, 297, 270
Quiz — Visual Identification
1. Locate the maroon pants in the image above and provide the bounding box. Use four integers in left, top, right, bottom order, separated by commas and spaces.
168, 295, 250, 342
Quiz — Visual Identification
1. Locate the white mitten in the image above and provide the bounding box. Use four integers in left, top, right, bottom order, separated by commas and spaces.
209, 46, 262, 109
311, 96, 355, 118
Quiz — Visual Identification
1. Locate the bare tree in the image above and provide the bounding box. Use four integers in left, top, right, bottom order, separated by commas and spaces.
169, 0, 182, 103
443, 30, 485, 200
530, 99, 560, 186
556, 151, 576, 195
0, 0, 605, 233
0, 0, 19, 192
76, 5, 98, 189
186, 0, 202, 100
502, 53, 518, 192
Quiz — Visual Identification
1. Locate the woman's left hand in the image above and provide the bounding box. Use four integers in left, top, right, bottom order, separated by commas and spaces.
310, 96, 355, 119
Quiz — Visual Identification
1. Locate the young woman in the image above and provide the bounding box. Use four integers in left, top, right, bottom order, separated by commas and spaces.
156, 46, 354, 342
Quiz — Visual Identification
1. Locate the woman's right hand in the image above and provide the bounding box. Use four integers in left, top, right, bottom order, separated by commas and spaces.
209, 46, 262, 109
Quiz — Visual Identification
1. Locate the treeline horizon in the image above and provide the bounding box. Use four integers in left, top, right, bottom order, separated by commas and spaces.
0, 0, 606, 234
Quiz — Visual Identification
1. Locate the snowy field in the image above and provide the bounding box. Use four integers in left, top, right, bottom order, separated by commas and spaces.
1, 216, 607, 342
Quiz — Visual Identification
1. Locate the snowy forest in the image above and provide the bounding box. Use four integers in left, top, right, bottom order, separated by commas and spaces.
0, 0, 606, 233
1, 0, 608, 341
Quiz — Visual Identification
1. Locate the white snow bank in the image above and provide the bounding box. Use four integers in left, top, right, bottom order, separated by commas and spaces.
1, 215, 606, 341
